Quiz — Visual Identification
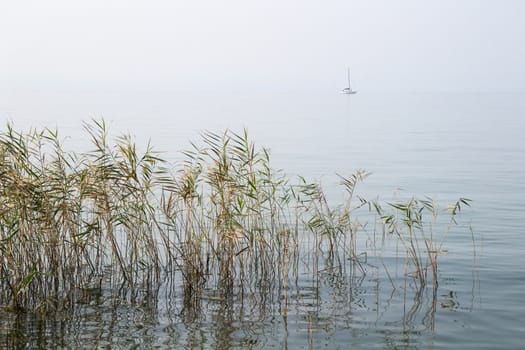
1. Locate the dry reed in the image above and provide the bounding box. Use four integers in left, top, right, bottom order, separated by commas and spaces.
0, 120, 471, 312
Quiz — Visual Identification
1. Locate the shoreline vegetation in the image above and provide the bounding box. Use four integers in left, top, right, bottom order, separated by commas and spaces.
0, 119, 471, 314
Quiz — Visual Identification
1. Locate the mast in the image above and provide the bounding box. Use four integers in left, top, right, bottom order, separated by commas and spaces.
347, 68, 351, 91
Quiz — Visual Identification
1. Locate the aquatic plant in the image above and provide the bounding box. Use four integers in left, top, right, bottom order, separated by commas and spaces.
0, 120, 471, 313
360, 196, 472, 288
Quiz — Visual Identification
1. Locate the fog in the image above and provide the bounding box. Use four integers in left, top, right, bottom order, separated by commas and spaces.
2, 0, 524, 94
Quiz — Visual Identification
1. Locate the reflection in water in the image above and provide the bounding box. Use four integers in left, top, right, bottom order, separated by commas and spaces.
0, 90, 520, 348
0, 247, 479, 349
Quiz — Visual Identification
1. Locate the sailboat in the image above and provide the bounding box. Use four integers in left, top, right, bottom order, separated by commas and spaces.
340, 68, 357, 94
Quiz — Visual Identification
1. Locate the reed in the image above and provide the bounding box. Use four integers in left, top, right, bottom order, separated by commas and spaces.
0, 120, 471, 312
361, 196, 472, 287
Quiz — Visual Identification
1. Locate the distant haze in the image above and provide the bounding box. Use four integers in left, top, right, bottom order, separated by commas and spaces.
2, 0, 525, 93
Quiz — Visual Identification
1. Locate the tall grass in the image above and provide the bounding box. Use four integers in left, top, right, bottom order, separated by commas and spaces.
0, 120, 471, 312
361, 196, 471, 288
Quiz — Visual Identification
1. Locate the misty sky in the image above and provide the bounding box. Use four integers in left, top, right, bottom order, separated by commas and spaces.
2, 0, 525, 93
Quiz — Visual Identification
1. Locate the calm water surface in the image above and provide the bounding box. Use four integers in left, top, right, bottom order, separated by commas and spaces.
1, 89, 524, 348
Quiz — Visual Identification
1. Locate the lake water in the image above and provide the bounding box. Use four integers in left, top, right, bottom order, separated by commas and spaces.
1, 88, 524, 348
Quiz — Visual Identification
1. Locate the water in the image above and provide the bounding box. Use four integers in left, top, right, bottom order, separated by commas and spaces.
1, 88, 524, 348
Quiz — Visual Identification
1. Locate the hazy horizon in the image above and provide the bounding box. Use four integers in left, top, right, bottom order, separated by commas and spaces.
2, 0, 525, 95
